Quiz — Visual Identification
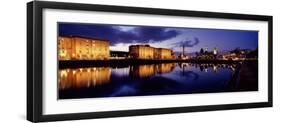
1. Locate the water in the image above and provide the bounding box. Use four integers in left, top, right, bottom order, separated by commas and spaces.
58, 62, 258, 99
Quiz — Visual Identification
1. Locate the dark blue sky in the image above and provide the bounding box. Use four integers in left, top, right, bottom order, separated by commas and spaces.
59, 23, 258, 53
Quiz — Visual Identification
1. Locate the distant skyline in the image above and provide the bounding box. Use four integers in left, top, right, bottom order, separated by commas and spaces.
59, 23, 258, 54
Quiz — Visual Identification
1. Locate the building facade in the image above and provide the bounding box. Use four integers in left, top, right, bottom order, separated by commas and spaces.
129, 45, 155, 59
154, 48, 173, 60
129, 45, 173, 60
58, 36, 110, 60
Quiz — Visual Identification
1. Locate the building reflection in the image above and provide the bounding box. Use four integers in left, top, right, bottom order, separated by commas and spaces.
193, 63, 237, 72
129, 63, 176, 78
129, 65, 156, 78
157, 63, 176, 74
178, 63, 190, 69
59, 63, 177, 90
59, 67, 111, 90
180, 63, 237, 73
59, 63, 239, 90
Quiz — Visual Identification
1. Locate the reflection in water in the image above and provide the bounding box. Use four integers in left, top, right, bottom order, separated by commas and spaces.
191, 63, 237, 73
130, 65, 156, 78
59, 62, 258, 99
59, 67, 111, 90
129, 63, 176, 78
158, 63, 176, 74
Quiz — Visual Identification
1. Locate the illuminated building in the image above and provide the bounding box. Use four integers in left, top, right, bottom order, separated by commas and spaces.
58, 36, 110, 60
155, 48, 173, 60
204, 47, 208, 52
59, 67, 111, 90
222, 53, 246, 61
129, 45, 155, 59
213, 47, 218, 55
213, 47, 219, 59
129, 45, 173, 60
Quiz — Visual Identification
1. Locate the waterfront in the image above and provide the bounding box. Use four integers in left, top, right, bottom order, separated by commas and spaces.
58, 61, 258, 99
58, 23, 259, 99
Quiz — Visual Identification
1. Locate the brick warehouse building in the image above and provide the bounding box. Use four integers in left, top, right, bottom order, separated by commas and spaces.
58, 36, 110, 60
129, 45, 174, 60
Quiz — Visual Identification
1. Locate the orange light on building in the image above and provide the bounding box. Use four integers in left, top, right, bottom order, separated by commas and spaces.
129, 45, 173, 60
155, 48, 173, 60
58, 36, 110, 60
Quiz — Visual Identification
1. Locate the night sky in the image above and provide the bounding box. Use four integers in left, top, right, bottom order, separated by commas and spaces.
58, 23, 258, 54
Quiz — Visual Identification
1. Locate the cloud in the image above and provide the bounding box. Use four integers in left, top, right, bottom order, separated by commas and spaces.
59, 23, 180, 45
134, 27, 179, 42
172, 37, 200, 47
113, 26, 136, 32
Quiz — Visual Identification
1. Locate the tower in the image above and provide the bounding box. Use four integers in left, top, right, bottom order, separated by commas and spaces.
182, 44, 185, 56
213, 47, 218, 55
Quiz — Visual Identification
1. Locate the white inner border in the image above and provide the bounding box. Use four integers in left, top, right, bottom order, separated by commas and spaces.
42, 9, 268, 115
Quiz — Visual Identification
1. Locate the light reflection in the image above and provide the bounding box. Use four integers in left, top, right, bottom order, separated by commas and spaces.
59, 67, 111, 90
59, 63, 239, 90
157, 63, 176, 74
129, 63, 176, 78
129, 64, 156, 78
191, 63, 237, 72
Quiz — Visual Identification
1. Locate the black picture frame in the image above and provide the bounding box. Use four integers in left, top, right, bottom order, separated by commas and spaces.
27, 1, 273, 122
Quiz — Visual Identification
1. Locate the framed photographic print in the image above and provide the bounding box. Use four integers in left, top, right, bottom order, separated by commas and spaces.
27, 1, 273, 122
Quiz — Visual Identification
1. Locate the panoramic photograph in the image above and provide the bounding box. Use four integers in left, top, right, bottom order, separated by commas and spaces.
57, 22, 258, 99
